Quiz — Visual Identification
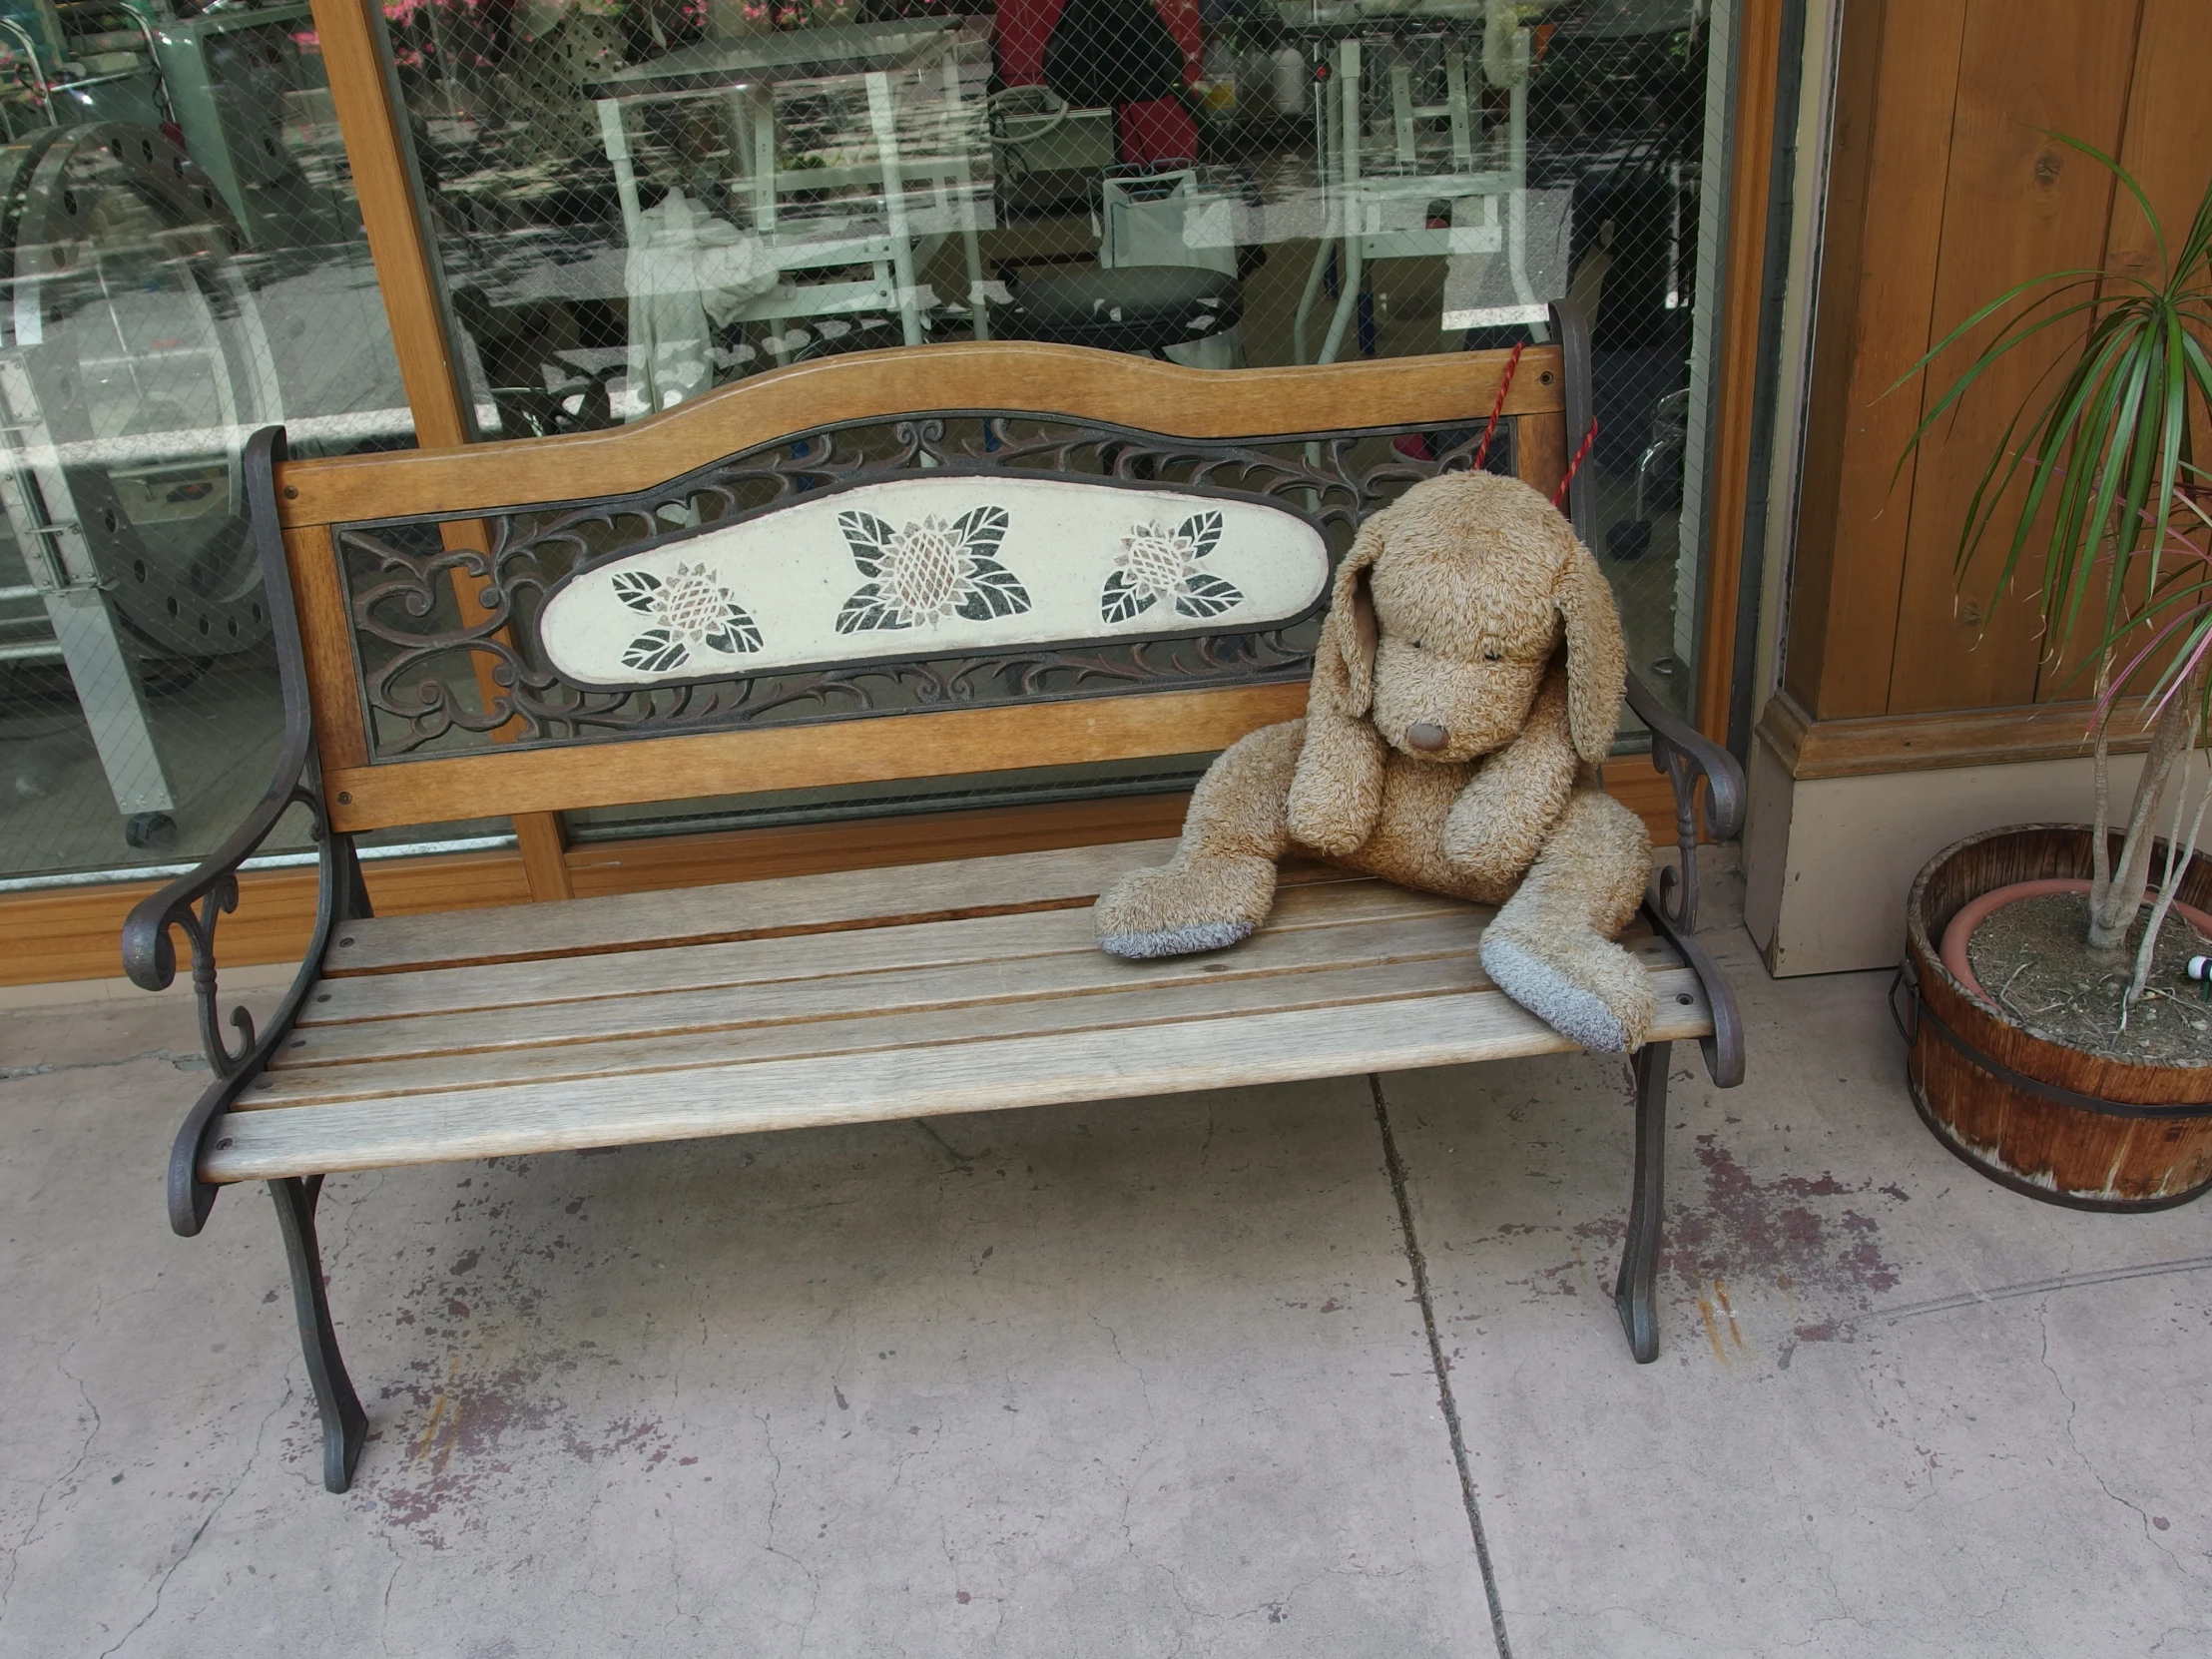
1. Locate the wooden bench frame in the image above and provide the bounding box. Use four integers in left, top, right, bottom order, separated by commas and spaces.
124, 305, 1744, 1493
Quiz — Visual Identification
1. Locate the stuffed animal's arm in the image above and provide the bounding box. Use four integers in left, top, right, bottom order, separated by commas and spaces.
1286, 709, 1386, 856
1441, 666, 1578, 885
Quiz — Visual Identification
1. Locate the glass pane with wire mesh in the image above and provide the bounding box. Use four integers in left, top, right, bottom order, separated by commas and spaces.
0, 4, 428, 885
390, 0, 1719, 777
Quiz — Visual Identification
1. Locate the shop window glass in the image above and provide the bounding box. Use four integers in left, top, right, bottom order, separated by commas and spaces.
0, 1, 446, 887
387, 0, 1727, 838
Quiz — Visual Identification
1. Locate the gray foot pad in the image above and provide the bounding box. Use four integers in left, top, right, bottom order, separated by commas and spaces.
1097, 921, 1255, 960
1480, 936, 1629, 1052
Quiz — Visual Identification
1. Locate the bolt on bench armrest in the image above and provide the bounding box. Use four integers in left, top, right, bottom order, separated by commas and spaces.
115, 427, 372, 1237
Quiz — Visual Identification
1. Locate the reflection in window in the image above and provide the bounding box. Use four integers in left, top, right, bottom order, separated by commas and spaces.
395, 0, 1722, 729
0, 5, 415, 880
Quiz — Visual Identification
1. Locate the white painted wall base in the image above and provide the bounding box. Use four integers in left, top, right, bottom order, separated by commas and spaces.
1742, 736, 2148, 976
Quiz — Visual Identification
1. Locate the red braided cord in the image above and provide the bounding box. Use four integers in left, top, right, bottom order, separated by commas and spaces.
1468, 339, 1524, 473
1552, 416, 1598, 508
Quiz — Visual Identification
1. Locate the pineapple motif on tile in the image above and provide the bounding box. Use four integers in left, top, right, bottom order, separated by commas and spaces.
834, 506, 1030, 633
1101, 510, 1244, 624
612, 562, 763, 674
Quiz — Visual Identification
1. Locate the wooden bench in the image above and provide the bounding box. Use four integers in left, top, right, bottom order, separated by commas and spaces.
124, 311, 1745, 1492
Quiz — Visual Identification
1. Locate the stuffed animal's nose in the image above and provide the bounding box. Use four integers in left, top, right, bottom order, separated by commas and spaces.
1404, 722, 1447, 752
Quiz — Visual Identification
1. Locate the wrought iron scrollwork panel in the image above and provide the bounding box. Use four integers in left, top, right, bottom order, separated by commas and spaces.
336, 411, 1494, 762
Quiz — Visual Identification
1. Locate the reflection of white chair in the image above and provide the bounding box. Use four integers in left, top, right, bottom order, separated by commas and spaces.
597, 45, 990, 366
1292, 27, 1542, 364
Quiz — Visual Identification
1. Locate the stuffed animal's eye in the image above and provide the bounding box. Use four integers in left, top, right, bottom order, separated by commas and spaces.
1483, 648, 1501, 662
1410, 639, 1422, 650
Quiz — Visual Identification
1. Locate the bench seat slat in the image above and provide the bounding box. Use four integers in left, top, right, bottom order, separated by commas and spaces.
260, 919, 1687, 1099
280, 904, 1506, 1071
253, 955, 1520, 1107
324, 837, 1194, 975
299, 873, 1468, 1027
203, 966, 1714, 1183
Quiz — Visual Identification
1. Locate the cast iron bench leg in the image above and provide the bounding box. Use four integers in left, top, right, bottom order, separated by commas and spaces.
270, 1175, 367, 1491
1613, 1039, 1669, 1364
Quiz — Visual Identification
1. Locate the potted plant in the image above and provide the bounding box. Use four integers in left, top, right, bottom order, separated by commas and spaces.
1895, 137, 2212, 1209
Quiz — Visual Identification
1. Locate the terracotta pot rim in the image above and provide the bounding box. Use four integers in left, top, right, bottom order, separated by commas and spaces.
1940, 876, 2212, 1000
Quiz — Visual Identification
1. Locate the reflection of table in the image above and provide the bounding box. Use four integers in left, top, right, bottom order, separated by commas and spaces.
589, 22, 992, 355
587, 22, 964, 96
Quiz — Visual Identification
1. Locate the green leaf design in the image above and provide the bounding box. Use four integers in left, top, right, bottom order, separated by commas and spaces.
1101, 568, 1154, 624
1174, 571, 1244, 619
837, 511, 896, 578
621, 629, 689, 673
611, 569, 663, 614
956, 553, 1031, 621
703, 600, 763, 655
836, 581, 908, 634
1179, 510, 1223, 560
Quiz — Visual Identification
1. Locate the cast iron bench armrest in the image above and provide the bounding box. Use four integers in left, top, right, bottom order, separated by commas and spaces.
1623, 667, 1746, 1088
114, 427, 369, 1237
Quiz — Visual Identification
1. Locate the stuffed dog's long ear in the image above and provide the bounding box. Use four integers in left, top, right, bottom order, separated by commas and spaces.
1314, 527, 1382, 719
1552, 536, 1626, 766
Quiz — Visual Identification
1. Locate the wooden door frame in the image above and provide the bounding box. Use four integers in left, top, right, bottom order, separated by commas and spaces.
1698, 0, 1790, 747
308, 0, 574, 898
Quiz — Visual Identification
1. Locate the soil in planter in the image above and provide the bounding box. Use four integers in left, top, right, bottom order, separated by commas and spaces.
1965, 891, 2212, 1066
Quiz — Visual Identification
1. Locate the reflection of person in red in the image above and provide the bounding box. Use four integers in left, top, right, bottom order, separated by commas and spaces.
997, 0, 1200, 166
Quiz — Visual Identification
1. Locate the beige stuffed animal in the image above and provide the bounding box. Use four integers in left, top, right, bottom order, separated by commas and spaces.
1094, 469, 1656, 1052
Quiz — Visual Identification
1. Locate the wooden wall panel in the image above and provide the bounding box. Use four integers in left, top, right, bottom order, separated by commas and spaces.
1884, 0, 2143, 716
2035, 0, 2212, 700
1784, 0, 1967, 720
1781, 0, 2212, 744
2098, 0, 2212, 310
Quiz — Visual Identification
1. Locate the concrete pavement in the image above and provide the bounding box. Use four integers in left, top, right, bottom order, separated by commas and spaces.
2, 930, 2206, 1657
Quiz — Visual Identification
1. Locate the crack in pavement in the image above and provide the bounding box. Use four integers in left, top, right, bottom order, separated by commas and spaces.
1370, 1073, 1513, 1659
0, 1345, 103, 1622
1, 1047, 207, 1082
2037, 1304, 2186, 1567
755, 1411, 822, 1652
98, 1382, 294, 1657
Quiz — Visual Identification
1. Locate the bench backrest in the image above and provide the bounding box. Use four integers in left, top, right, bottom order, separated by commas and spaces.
266, 333, 1589, 836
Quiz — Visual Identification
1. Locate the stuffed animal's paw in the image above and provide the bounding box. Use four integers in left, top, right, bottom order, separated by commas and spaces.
1098, 919, 1256, 959
1094, 855, 1278, 960
1478, 930, 1656, 1053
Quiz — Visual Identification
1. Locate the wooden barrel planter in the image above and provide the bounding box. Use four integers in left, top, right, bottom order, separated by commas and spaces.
1902, 824, 2212, 1211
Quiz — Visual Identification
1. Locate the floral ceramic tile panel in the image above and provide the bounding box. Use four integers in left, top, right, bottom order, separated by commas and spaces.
537, 475, 1328, 687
